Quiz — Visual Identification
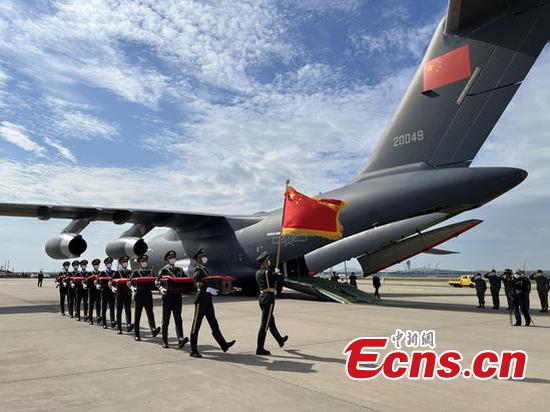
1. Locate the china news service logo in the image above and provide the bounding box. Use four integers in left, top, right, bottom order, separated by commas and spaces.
343, 329, 527, 381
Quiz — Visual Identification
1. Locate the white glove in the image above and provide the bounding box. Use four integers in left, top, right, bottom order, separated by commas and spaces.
131, 286, 137, 293
83, 284, 88, 290
159, 286, 167, 295
96, 284, 102, 290
206, 287, 218, 296
274, 268, 282, 275
111, 287, 117, 293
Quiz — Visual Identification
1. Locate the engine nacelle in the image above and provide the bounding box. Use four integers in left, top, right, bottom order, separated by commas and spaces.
45, 234, 87, 259
105, 237, 148, 259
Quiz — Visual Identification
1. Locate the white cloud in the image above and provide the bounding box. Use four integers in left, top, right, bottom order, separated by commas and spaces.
44, 136, 76, 163
0, 121, 46, 156
54, 110, 118, 140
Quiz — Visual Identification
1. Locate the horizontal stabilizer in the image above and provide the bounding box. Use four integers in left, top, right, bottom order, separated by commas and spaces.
423, 247, 459, 255
358, 219, 481, 275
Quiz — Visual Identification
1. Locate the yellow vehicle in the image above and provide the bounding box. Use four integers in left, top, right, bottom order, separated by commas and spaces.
448, 275, 475, 288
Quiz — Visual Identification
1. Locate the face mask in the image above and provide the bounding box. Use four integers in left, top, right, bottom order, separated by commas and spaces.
168, 258, 176, 266
140, 262, 147, 269
73, 266, 79, 271
121, 262, 128, 269
201, 257, 208, 265
106, 263, 112, 270
81, 265, 87, 271
93, 265, 99, 271
63, 266, 69, 271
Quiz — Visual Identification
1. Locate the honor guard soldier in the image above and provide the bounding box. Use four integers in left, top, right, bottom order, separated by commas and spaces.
500, 269, 514, 311
511, 269, 531, 326
156, 250, 189, 349
189, 248, 235, 358
130, 255, 161, 341
88, 259, 102, 325
100, 257, 116, 329
473, 273, 487, 309
484, 270, 501, 309
55, 261, 70, 316
74, 259, 89, 321
529, 270, 549, 313
112, 256, 134, 335
255, 251, 288, 356
67, 260, 79, 318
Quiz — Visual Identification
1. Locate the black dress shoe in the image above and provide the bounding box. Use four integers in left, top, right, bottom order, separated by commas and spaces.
178, 337, 189, 348
117, 330, 123, 335
103, 325, 108, 329
162, 342, 169, 349
127, 324, 134, 333
513, 322, 521, 327
278, 335, 289, 348
89, 321, 94, 325
76, 317, 81, 321
190, 352, 202, 358
152, 327, 161, 338
135, 336, 141, 341
223, 340, 236, 352
256, 349, 271, 356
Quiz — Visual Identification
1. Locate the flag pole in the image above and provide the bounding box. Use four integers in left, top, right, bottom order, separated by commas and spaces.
275, 178, 290, 269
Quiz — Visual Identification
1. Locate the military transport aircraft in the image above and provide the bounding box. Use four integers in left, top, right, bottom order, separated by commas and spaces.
0, 0, 549, 291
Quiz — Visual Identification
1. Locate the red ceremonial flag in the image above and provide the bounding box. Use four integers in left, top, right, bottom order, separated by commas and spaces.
423, 44, 471, 92
281, 186, 346, 240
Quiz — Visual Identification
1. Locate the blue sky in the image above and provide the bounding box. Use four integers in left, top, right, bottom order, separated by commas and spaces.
0, 0, 548, 272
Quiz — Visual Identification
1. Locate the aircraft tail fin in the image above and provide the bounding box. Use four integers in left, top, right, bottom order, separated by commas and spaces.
357, 0, 550, 178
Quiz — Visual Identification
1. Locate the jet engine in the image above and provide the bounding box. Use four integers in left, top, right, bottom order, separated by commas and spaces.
45, 233, 87, 259
105, 237, 148, 259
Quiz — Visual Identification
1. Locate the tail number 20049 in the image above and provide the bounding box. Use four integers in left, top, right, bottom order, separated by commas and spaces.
393, 130, 424, 147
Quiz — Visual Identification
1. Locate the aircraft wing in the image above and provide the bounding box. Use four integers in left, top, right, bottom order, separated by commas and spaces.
445, 0, 511, 34
0, 202, 261, 232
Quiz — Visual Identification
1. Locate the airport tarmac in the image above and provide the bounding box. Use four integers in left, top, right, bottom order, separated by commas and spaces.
1, 277, 549, 412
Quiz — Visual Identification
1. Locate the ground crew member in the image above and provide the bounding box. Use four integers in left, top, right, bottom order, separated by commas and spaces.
67, 260, 79, 318
37, 270, 44, 287
87, 259, 102, 325
372, 274, 381, 299
75, 259, 89, 321
500, 269, 513, 311
100, 257, 116, 329
511, 269, 531, 326
529, 269, 549, 313
130, 254, 161, 341
473, 273, 487, 309
55, 261, 70, 316
189, 248, 235, 358
331, 271, 339, 282
349, 272, 357, 288
156, 250, 188, 349
112, 256, 133, 335
255, 251, 288, 356
484, 270, 501, 309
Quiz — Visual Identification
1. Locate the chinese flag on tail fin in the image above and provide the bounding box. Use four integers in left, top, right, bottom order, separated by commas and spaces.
423, 44, 471, 92
281, 186, 346, 240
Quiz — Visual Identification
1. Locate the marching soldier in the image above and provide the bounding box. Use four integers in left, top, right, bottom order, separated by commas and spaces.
130, 255, 161, 341
74, 259, 89, 321
500, 269, 514, 311
189, 248, 235, 358
55, 262, 70, 315
100, 257, 116, 329
255, 251, 288, 356
87, 259, 102, 325
156, 250, 189, 349
484, 270, 501, 309
529, 269, 549, 313
473, 273, 487, 309
112, 256, 134, 335
511, 269, 531, 326
67, 260, 79, 318
55, 261, 70, 316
